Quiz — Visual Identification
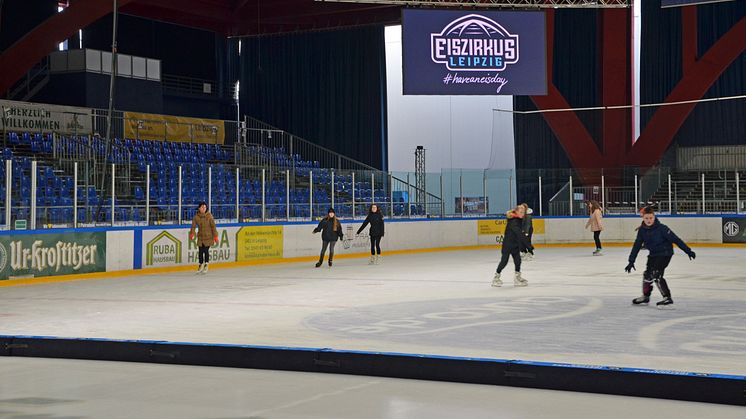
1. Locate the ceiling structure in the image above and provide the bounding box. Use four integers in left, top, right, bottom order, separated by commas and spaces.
120, 0, 402, 37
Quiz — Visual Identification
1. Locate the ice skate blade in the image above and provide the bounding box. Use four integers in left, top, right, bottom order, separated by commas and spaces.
491, 282, 502, 288
656, 304, 675, 310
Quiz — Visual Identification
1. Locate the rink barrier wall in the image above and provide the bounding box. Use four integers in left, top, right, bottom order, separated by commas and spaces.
0, 215, 742, 284
1, 335, 744, 406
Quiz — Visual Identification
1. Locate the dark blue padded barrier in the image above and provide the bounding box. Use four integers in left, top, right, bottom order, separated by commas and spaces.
1, 335, 743, 406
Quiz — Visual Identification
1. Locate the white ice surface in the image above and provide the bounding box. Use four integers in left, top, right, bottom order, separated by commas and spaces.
0, 357, 742, 419
1, 247, 745, 376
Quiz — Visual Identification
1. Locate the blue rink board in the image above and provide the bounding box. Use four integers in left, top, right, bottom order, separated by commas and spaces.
1, 335, 744, 406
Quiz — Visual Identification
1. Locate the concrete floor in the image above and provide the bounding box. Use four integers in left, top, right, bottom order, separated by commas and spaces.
0, 357, 743, 419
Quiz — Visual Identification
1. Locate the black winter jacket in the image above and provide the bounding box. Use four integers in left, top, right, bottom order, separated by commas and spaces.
314, 217, 344, 242
502, 212, 533, 253
357, 212, 385, 237
628, 219, 693, 263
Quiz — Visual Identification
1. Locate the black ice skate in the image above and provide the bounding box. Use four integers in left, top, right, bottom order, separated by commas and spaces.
632, 295, 650, 305
656, 297, 674, 307
315, 261, 322, 268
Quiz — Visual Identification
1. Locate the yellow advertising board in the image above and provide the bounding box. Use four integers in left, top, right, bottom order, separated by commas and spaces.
478, 218, 545, 235
235, 226, 284, 261
124, 111, 225, 144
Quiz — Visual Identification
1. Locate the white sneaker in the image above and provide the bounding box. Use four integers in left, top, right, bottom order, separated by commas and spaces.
491, 273, 503, 287
369, 255, 375, 265
514, 272, 528, 287
196, 264, 204, 274
202, 263, 209, 274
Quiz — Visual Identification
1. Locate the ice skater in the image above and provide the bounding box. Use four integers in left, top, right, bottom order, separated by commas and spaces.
357, 203, 385, 265
519, 203, 535, 261
492, 205, 533, 287
625, 206, 696, 307
313, 208, 344, 268
584, 200, 604, 255
189, 201, 218, 274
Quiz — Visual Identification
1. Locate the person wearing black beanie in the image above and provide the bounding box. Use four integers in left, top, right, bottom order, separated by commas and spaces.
312, 208, 344, 267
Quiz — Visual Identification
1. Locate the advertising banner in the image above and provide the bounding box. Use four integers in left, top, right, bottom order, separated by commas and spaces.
236, 226, 284, 261
0, 232, 106, 280
478, 218, 545, 245
402, 9, 547, 95
455, 197, 488, 214
143, 227, 236, 268
722, 218, 746, 243
124, 111, 225, 144
0, 99, 92, 135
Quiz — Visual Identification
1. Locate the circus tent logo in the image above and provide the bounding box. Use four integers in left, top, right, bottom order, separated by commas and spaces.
431, 14, 519, 72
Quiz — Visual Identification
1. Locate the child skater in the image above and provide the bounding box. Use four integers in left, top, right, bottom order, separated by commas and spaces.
585, 200, 604, 255
492, 205, 534, 287
357, 203, 385, 265
519, 203, 535, 261
189, 201, 218, 274
625, 206, 696, 307
313, 208, 344, 268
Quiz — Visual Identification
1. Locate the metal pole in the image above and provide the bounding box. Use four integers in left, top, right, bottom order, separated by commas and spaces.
309, 171, 314, 220
668, 173, 672, 214
569, 175, 573, 216
483, 171, 487, 216
285, 169, 290, 220
601, 175, 606, 214
407, 173, 412, 217
178, 165, 182, 224
5, 160, 11, 229
331, 171, 335, 210
389, 173, 394, 218
145, 164, 150, 225
509, 173, 513, 207
440, 174, 444, 217
634, 174, 638, 213
737, 171, 741, 214
371, 172, 375, 204
261, 168, 266, 222
208, 166, 212, 213
236, 168, 240, 223
30, 161, 37, 230
701, 172, 706, 214
73, 162, 78, 228
111, 163, 115, 226
460, 174, 464, 217
538, 175, 543, 217
99, 0, 119, 219
352, 172, 356, 218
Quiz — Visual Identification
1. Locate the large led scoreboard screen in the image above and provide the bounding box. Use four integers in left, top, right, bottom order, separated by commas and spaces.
402, 9, 547, 96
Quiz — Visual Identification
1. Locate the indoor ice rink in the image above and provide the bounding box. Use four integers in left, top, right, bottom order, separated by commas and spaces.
2, 246, 745, 417
2, 0, 746, 417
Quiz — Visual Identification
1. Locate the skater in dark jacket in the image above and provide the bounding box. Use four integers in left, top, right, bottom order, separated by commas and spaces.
357, 204, 385, 265
519, 203, 535, 260
313, 208, 344, 267
625, 207, 696, 306
492, 205, 534, 287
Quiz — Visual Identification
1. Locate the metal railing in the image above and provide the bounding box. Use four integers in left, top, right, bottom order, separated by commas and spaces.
546, 168, 746, 216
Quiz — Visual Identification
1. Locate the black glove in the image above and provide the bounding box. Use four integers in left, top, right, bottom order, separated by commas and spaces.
312, 229, 318, 234
624, 262, 635, 273
688, 251, 696, 260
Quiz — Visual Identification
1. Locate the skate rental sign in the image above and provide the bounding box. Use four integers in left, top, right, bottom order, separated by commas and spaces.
401, 9, 547, 95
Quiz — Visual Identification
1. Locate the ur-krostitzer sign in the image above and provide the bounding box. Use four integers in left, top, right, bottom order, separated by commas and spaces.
402, 10, 547, 95
0, 232, 106, 279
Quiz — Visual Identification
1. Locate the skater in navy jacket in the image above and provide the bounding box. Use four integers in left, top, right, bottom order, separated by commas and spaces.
625, 207, 696, 306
